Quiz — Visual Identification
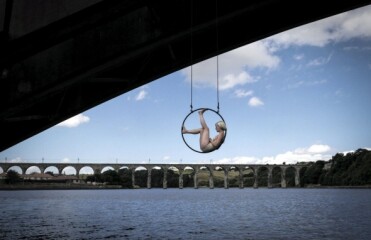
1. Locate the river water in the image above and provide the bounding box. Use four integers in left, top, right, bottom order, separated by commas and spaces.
0, 188, 370, 240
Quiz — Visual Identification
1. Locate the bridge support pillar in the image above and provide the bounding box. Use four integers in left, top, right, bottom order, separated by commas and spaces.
239, 169, 244, 189
163, 168, 167, 189
224, 169, 229, 189
193, 171, 198, 189
179, 172, 183, 189
268, 167, 272, 188
253, 169, 258, 189
281, 167, 287, 188
147, 169, 151, 189
295, 168, 300, 187
209, 171, 214, 189
131, 169, 136, 188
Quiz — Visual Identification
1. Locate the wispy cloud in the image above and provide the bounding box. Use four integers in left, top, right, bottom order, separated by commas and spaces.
135, 89, 148, 101
234, 89, 253, 98
307, 53, 333, 67
287, 79, 327, 89
248, 97, 264, 107
57, 114, 90, 128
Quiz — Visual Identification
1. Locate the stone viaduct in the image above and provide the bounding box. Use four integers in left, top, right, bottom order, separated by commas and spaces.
0, 162, 308, 189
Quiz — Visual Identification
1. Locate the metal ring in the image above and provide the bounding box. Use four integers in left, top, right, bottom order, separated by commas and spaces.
181, 108, 227, 153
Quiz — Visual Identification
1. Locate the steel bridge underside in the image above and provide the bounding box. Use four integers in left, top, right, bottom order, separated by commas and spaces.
1, 0, 370, 151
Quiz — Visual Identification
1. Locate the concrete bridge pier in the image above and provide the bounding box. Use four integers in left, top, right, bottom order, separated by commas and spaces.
179, 171, 184, 189
131, 170, 136, 188
268, 167, 273, 188
295, 168, 300, 187
209, 171, 214, 189
163, 168, 167, 189
238, 169, 244, 189
253, 169, 258, 188
223, 169, 229, 189
281, 168, 287, 188
38, 166, 45, 174
193, 170, 198, 189
147, 169, 152, 189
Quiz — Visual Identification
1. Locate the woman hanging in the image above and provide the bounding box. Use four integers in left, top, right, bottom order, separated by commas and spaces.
182, 108, 226, 153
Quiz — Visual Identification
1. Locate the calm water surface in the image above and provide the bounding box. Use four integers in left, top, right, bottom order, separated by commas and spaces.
0, 188, 370, 240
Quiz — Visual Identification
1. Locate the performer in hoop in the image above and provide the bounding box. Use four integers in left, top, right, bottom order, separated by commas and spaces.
182, 109, 226, 152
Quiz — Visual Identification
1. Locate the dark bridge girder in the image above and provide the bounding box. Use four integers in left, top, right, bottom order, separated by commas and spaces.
1, 0, 370, 151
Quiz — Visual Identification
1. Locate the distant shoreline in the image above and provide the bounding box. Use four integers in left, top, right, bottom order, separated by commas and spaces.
1, 184, 371, 190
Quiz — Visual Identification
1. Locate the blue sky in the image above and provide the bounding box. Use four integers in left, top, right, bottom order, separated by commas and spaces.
1, 5, 371, 169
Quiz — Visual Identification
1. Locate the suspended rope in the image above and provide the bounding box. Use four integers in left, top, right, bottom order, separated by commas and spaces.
217, 56, 220, 112
190, 0, 193, 113
190, 66, 193, 112
216, 0, 220, 112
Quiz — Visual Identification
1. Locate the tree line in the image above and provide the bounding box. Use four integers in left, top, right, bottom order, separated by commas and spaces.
301, 148, 371, 186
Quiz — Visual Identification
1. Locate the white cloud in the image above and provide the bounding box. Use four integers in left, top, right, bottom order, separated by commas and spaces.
214, 144, 332, 165
135, 89, 148, 101
248, 97, 264, 107
220, 71, 255, 90
234, 89, 253, 98
180, 5, 371, 92
266, 5, 371, 48
8, 157, 22, 163
61, 158, 71, 163
307, 144, 331, 154
163, 156, 170, 161
181, 41, 279, 90
57, 114, 90, 128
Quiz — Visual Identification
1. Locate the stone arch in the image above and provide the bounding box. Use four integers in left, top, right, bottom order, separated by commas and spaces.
101, 166, 115, 173
167, 166, 180, 188
79, 166, 94, 176
7, 166, 23, 174
197, 166, 211, 188
242, 166, 254, 187
271, 166, 282, 188
117, 166, 132, 188
182, 166, 195, 188
150, 166, 164, 188
25, 166, 42, 175
257, 166, 269, 187
299, 166, 308, 187
44, 166, 59, 175
227, 166, 240, 188
134, 166, 148, 188
61, 166, 77, 175
285, 166, 296, 187
211, 166, 225, 188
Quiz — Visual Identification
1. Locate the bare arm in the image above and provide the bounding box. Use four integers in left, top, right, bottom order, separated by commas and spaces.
211, 132, 225, 147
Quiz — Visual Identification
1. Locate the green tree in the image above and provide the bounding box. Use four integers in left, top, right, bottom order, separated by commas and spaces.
6, 170, 21, 184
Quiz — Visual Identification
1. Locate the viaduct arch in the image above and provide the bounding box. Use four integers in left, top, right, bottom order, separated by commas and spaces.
0, 163, 306, 189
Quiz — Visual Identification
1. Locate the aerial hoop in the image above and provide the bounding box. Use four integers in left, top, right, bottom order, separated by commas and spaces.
181, 108, 227, 153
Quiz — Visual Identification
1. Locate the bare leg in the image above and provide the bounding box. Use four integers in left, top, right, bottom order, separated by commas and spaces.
182, 126, 202, 134
198, 109, 210, 149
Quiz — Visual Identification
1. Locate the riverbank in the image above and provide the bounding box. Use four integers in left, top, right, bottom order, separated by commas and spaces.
1, 183, 371, 190
0, 183, 123, 190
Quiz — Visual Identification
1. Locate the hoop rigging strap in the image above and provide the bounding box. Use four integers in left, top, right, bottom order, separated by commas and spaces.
190, 0, 193, 112
189, 0, 220, 113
